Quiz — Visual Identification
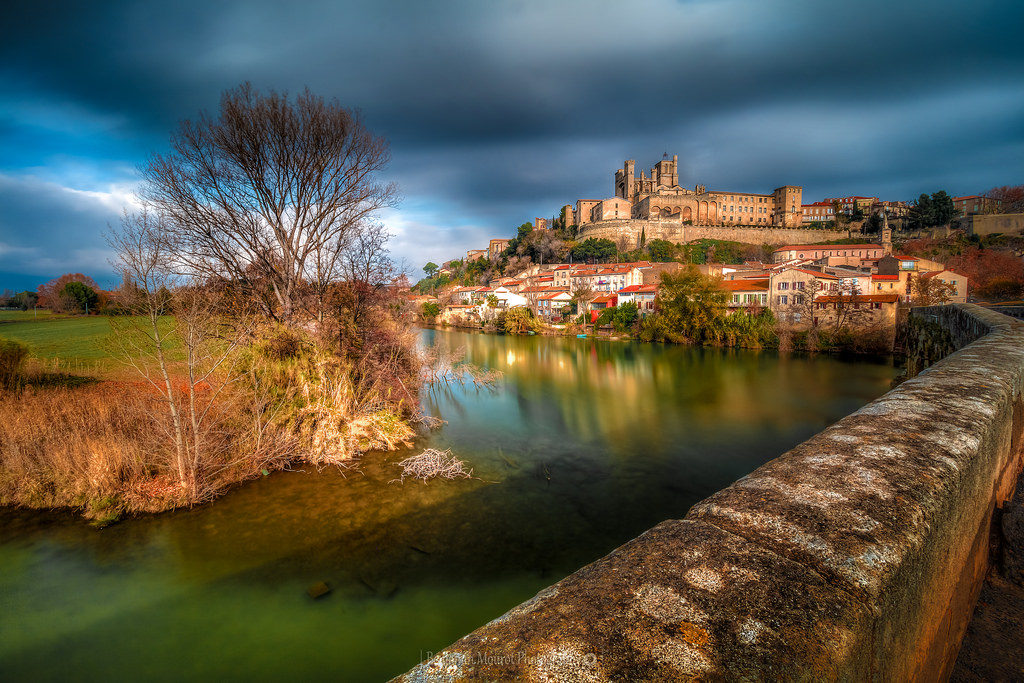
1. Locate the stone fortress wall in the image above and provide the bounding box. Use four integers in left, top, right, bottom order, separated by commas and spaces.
397, 304, 1024, 681
577, 218, 858, 247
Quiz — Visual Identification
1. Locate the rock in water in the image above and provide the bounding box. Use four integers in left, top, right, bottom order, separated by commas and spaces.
307, 581, 331, 599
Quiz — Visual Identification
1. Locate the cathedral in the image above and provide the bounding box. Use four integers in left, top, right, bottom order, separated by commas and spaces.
564, 155, 803, 228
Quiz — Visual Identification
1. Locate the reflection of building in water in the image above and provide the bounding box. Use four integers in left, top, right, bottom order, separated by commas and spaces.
430, 328, 860, 460
567, 155, 803, 228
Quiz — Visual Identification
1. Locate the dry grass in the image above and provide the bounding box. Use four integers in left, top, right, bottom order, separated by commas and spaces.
0, 383, 171, 520
271, 355, 416, 468
0, 313, 427, 521
0, 378, 297, 522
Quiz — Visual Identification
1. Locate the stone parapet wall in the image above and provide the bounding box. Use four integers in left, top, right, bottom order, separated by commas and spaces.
396, 304, 1024, 682
576, 219, 857, 246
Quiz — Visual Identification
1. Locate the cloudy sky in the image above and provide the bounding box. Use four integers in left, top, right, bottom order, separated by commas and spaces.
2, 0, 1022, 290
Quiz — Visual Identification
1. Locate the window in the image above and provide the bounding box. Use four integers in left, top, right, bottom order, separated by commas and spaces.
780, 295, 788, 304
778, 281, 789, 290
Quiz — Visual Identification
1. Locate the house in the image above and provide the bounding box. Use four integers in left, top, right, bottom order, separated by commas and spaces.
917, 270, 969, 304
488, 285, 529, 309
570, 265, 644, 293
768, 267, 839, 324
954, 195, 1002, 217
452, 286, 485, 304
812, 294, 899, 328
719, 279, 769, 310
773, 244, 885, 265
801, 201, 836, 223
439, 304, 479, 325
536, 291, 573, 319
552, 265, 573, 289
617, 284, 658, 315
588, 294, 617, 322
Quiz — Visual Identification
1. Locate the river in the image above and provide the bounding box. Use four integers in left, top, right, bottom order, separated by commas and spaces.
0, 328, 897, 681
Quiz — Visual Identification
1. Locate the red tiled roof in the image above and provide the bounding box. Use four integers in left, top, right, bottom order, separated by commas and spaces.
720, 279, 769, 291
921, 269, 967, 280
816, 294, 899, 304
618, 284, 658, 294
871, 274, 899, 281
791, 268, 839, 279
774, 244, 883, 252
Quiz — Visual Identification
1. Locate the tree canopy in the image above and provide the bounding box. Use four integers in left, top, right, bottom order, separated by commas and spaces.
570, 237, 617, 263
60, 281, 98, 313
909, 191, 956, 229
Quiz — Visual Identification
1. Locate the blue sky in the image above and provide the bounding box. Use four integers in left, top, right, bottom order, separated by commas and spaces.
1, 0, 1022, 290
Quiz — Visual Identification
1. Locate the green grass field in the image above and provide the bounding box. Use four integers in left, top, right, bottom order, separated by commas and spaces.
0, 310, 56, 321
0, 314, 176, 377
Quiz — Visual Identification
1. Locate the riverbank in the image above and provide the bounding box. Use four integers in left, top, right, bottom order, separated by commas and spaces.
422, 318, 900, 356
0, 327, 898, 681
0, 313, 420, 524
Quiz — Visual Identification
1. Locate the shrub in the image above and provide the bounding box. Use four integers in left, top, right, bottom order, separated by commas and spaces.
60, 281, 100, 313
260, 326, 307, 361
421, 301, 441, 320
0, 338, 28, 389
503, 307, 538, 335
977, 277, 1024, 302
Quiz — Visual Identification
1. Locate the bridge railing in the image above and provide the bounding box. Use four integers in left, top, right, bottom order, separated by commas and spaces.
396, 304, 1024, 682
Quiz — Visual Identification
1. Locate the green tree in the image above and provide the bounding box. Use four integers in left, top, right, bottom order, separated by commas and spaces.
646, 239, 676, 262
612, 300, 639, 331
909, 193, 933, 230
13, 291, 38, 311
570, 238, 617, 263
423, 261, 439, 278
930, 191, 955, 226
863, 213, 883, 234
60, 281, 99, 313
850, 204, 865, 221
655, 266, 728, 343
503, 307, 537, 335
421, 301, 441, 320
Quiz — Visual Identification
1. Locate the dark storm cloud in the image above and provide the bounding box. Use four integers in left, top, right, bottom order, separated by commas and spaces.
1, 0, 1022, 283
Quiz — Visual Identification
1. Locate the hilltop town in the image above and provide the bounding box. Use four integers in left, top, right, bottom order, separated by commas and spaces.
408, 155, 1024, 348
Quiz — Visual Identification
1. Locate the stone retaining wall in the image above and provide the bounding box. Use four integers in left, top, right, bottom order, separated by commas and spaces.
396, 304, 1024, 682
576, 219, 857, 246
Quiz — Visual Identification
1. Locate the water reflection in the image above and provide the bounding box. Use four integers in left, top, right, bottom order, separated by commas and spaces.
0, 329, 895, 682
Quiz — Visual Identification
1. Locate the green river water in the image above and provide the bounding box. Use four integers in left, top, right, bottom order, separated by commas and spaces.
0, 328, 897, 681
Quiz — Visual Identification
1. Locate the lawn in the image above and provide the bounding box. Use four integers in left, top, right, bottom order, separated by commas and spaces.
0, 314, 176, 377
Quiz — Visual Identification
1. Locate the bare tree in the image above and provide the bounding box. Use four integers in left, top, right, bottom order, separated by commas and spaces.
140, 82, 397, 323
911, 275, 956, 305
107, 210, 254, 499
570, 281, 594, 316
